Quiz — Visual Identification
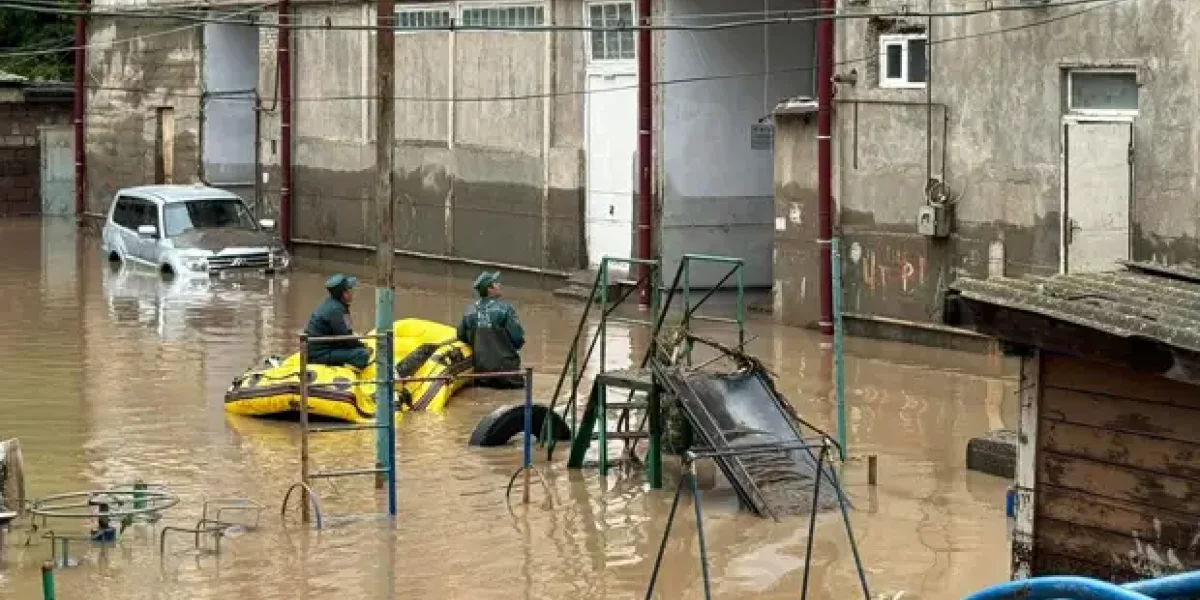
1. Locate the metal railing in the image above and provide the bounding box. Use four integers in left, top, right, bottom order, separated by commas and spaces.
281, 331, 544, 528
542, 257, 661, 460
281, 331, 397, 528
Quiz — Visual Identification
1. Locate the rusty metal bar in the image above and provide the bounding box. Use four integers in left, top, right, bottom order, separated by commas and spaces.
299, 333, 310, 524
309, 468, 387, 480
308, 424, 387, 434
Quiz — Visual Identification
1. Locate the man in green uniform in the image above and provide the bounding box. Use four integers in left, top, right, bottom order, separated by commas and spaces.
457, 271, 526, 389
304, 273, 371, 370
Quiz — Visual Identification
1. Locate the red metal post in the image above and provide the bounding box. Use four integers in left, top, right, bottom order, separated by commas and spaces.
635, 0, 653, 306
278, 0, 293, 246
816, 0, 835, 335
73, 0, 87, 219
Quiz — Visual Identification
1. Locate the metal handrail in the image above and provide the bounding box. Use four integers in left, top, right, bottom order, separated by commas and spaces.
293, 330, 396, 526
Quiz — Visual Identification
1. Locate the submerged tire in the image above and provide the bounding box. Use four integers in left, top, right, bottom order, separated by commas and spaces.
468, 403, 572, 447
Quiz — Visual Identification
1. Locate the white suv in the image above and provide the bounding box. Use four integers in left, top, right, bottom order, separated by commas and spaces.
100, 184, 291, 277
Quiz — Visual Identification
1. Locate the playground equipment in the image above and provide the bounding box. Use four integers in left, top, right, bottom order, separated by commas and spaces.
281, 330, 398, 529
543, 254, 748, 488
963, 571, 1200, 599
643, 438, 870, 600
26, 482, 179, 567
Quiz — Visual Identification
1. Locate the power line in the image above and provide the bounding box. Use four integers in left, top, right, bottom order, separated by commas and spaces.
0, 0, 1121, 33
0, 1, 278, 59
78, 0, 1128, 105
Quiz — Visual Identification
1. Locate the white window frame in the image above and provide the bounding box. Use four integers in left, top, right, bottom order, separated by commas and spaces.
394, 4, 452, 33
457, 0, 546, 31
1065, 68, 1139, 119
878, 34, 927, 90
585, 1, 636, 63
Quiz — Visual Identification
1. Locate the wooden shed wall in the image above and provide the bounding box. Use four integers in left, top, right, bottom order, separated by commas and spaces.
1032, 352, 1200, 580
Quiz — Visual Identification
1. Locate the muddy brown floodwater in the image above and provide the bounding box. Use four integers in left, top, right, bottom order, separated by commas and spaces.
0, 217, 1017, 599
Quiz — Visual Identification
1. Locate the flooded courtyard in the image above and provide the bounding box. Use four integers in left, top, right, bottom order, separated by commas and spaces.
0, 217, 1015, 599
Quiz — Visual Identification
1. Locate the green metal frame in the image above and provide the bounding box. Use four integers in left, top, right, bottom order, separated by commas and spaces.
543, 257, 661, 469
546, 253, 749, 490
678, 254, 746, 365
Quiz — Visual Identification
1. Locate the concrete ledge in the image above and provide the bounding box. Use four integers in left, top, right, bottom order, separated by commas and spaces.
844, 312, 999, 354
966, 429, 1016, 479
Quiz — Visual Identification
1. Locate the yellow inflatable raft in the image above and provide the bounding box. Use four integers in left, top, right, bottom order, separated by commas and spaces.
223, 318, 474, 423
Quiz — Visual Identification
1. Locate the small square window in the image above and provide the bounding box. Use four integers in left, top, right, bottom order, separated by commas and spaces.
879, 34, 927, 89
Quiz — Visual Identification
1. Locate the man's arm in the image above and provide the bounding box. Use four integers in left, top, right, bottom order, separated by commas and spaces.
456, 310, 474, 345
321, 304, 365, 349
504, 306, 525, 350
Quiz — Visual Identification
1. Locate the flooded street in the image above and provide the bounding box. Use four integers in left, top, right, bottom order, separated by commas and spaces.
0, 217, 1015, 599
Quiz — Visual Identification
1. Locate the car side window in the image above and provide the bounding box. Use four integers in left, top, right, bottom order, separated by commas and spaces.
112, 197, 132, 228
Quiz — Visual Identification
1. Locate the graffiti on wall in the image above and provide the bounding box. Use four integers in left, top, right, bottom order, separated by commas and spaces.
848, 240, 928, 294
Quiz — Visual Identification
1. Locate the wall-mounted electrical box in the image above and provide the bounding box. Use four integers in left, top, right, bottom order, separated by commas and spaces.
917, 204, 950, 238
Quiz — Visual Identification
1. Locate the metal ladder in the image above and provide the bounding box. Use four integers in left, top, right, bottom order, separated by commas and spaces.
549, 254, 748, 487
280, 331, 397, 528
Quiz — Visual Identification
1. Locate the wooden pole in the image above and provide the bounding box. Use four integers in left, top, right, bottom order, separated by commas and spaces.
374, 0, 397, 489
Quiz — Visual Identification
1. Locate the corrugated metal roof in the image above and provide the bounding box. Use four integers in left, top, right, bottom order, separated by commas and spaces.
947, 261, 1200, 353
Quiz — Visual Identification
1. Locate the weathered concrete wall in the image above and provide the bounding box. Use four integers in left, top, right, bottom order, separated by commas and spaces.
85, 17, 202, 214
288, 1, 585, 273
0, 99, 72, 216
773, 0, 1200, 328
772, 111, 820, 327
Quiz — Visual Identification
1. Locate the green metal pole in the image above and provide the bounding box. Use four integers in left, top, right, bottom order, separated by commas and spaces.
42, 562, 55, 600
832, 238, 847, 460
598, 259, 609, 476
735, 265, 745, 348
375, 287, 395, 488
682, 258, 692, 364
647, 386, 662, 489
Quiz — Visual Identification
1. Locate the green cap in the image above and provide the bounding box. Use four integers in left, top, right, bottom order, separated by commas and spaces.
473, 271, 500, 297
325, 273, 357, 294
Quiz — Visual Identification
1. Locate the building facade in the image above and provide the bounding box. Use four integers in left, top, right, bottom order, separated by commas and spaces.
82, 0, 817, 286
772, 0, 1200, 331
0, 72, 73, 217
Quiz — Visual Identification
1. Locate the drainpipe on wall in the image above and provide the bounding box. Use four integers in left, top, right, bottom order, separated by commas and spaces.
816, 0, 835, 336
73, 0, 87, 220
635, 0, 653, 306
278, 0, 293, 247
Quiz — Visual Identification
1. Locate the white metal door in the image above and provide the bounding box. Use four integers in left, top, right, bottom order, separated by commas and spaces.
585, 71, 637, 272
39, 126, 74, 217
1063, 120, 1132, 273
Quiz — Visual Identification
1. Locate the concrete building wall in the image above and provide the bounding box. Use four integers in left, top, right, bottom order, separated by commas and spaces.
85, 18, 202, 214
287, 0, 586, 273
0, 98, 72, 216
660, 0, 815, 288
772, 0, 1200, 328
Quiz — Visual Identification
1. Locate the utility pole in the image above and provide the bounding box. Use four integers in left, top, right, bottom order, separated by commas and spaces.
816, 0, 835, 337
374, 0, 397, 489
635, 0, 653, 308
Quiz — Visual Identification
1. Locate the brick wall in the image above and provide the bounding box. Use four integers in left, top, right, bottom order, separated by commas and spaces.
0, 101, 72, 216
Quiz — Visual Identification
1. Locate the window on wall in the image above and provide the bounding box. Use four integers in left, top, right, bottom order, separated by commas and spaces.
879, 34, 927, 89
1067, 70, 1138, 115
460, 4, 545, 27
395, 6, 452, 30
588, 2, 635, 61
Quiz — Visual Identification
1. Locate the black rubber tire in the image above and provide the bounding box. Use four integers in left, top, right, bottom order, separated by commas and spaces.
468, 402, 572, 447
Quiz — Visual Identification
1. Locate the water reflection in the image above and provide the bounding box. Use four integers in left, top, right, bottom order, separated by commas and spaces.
0, 218, 1016, 599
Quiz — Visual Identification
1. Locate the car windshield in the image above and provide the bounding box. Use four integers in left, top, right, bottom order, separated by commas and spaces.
163, 198, 257, 237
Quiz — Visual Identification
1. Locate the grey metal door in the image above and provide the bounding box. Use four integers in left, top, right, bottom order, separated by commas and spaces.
1064, 120, 1133, 273
40, 126, 74, 217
